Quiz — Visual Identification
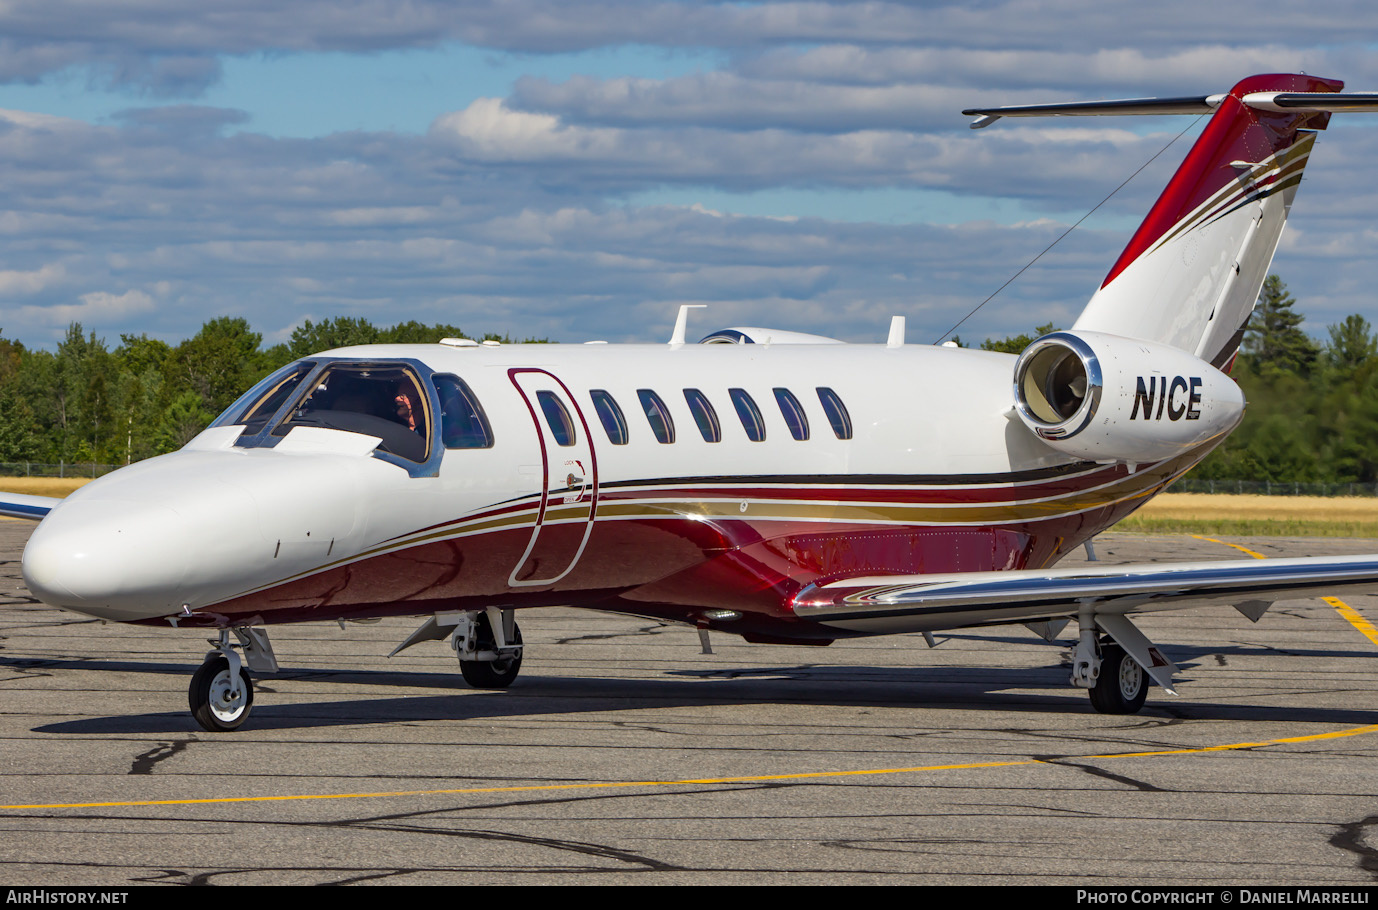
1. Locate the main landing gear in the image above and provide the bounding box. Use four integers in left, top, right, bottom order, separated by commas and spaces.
188, 627, 278, 732
1073, 631, 1147, 714
453, 609, 524, 688
1088, 643, 1148, 714
1070, 609, 1174, 715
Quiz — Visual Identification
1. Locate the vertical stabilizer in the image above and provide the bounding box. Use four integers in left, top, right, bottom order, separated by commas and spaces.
1072, 74, 1343, 369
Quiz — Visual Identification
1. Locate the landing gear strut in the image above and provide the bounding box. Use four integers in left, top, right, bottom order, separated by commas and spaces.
188, 626, 277, 732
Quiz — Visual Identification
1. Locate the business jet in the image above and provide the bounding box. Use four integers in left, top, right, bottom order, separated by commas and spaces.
13, 73, 1378, 732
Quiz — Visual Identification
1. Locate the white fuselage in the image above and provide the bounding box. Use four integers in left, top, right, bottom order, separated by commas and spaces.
21, 340, 1205, 638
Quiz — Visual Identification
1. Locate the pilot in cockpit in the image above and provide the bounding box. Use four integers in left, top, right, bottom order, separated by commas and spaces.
394, 382, 417, 431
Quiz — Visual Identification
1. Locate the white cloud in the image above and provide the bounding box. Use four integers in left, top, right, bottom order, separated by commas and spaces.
15, 287, 154, 327
0, 1, 1374, 351
0, 263, 66, 295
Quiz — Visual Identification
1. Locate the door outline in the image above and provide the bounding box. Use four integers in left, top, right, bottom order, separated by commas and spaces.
507, 368, 599, 587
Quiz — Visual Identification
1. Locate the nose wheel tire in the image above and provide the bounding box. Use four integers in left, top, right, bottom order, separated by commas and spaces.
1088, 644, 1148, 715
189, 656, 254, 731
459, 620, 523, 689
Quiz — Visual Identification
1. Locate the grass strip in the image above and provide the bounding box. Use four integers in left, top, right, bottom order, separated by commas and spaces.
1118, 516, 1378, 538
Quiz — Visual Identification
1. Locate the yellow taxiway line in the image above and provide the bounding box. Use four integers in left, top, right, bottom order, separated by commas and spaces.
1193, 534, 1378, 648
5, 724, 1378, 812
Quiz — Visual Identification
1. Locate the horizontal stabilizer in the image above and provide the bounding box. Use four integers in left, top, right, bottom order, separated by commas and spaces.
0, 493, 59, 521
793, 554, 1378, 629
1241, 92, 1378, 113
967, 90, 1378, 128
964, 95, 1223, 127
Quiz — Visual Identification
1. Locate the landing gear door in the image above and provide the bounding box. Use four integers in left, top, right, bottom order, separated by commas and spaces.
507, 368, 599, 587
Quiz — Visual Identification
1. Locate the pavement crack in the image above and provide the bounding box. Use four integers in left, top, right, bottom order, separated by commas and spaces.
362, 823, 685, 871
821, 836, 984, 854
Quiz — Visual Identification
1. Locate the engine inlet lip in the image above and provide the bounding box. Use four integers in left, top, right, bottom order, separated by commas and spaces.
1013, 332, 1103, 440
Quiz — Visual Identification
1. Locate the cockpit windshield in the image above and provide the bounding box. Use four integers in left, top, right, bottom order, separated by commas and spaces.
211, 360, 317, 434
217, 359, 434, 464
274, 363, 431, 462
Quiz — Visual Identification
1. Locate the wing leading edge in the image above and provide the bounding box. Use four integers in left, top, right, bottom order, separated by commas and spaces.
0, 493, 60, 521
792, 554, 1378, 634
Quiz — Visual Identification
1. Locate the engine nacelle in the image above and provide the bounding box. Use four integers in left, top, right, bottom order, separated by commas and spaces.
1012, 330, 1245, 463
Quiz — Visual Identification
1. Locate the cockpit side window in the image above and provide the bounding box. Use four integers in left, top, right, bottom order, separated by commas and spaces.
273, 363, 432, 463
434, 374, 494, 449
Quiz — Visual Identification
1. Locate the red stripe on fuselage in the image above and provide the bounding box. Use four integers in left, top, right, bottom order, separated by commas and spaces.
158, 455, 1191, 633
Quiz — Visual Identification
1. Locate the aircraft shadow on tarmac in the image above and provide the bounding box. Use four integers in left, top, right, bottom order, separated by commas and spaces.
18, 649, 1378, 734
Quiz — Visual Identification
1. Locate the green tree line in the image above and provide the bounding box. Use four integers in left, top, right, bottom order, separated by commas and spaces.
0, 281, 1361, 480
981, 275, 1378, 483
0, 316, 537, 465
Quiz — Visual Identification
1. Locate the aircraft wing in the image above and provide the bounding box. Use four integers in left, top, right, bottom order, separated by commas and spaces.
0, 493, 60, 521
791, 555, 1378, 635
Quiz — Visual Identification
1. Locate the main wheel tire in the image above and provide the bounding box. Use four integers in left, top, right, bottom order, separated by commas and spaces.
189, 656, 254, 731
459, 617, 523, 689
1089, 645, 1148, 715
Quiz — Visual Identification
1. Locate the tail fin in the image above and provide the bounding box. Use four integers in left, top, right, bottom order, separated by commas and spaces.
967, 74, 1363, 369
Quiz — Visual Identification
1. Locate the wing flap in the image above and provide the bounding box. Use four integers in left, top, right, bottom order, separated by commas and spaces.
792, 555, 1378, 630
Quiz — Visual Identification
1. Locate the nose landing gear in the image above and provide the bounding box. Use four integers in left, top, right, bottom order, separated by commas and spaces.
188, 626, 277, 732
189, 655, 254, 731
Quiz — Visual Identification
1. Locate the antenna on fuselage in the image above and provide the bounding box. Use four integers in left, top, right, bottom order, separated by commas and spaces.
670, 304, 707, 345
887, 316, 906, 348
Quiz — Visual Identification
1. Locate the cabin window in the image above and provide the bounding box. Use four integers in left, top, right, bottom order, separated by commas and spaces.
817, 387, 853, 440
590, 390, 629, 445
683, 389, 721, 443
433, 374, 494, 449
214, 360, 317, 433
273, 362, 431, 463
637, 389, 676, 444
729, 388, 765, 442
536, 390, 577, 446
773, 388, 809, 441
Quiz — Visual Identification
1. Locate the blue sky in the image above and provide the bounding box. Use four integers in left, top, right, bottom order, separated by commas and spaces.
0, 1, 1376, 349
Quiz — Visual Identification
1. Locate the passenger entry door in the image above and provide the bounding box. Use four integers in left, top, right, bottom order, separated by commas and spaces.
507, 368, 599, 587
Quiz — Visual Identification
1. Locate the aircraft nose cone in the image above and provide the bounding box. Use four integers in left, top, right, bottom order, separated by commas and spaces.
23, 499, 190, 622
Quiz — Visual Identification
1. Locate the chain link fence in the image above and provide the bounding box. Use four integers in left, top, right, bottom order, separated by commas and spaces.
0, 462, 124, 479
1167, 478, 1378, 497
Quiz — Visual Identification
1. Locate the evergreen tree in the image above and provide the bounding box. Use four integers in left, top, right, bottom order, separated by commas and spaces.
981, 323, 1058, 355
0, 383, 41, 462
287, 317, 380, 358
1325, 314, 1377, 373
1243, 275, 1318, 374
